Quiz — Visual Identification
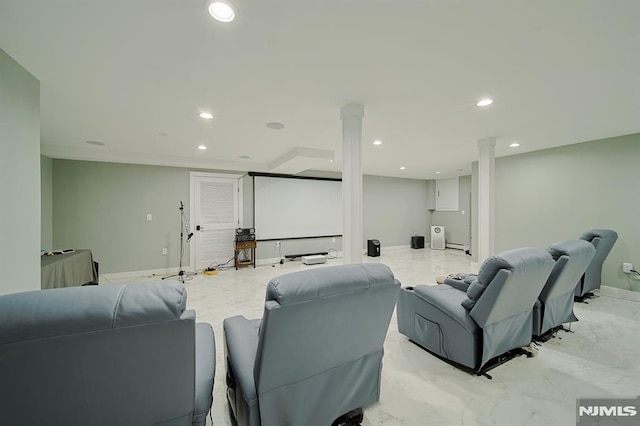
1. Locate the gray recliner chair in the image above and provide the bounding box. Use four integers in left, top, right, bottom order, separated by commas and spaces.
0, 283, 215, 426
533, 240, 596, 339
575, 229, 618, 300
397, 247, 554, 375
223, 263, 400, 426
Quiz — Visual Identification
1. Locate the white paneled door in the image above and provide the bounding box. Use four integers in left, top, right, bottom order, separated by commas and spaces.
190, 173, 242, 271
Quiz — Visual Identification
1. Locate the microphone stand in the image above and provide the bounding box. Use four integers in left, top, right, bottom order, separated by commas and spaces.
163, 201, 197, 283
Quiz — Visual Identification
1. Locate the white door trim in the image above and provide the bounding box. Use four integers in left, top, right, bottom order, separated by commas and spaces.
189, 171, 244, 271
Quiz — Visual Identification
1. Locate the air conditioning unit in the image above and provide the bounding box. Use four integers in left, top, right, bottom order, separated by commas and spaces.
431, 226, 445, 250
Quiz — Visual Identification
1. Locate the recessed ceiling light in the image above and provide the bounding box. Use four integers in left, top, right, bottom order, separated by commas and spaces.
476, 99, 494, 107
199, 112, 213, 119
509, 142, 521, 148
208, 1, 235, 22
197, 145, 207, 150
373, 140, 382, 146
435, 171, 441, 174
239, 155, 250, 159
400, 166, 406, 170
266, 122, 285, 130
85, 140, 105, 146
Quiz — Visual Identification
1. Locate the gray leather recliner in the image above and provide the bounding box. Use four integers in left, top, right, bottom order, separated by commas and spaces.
223, 263, 400, 426
397, 247, 554, 374
575, 229, 618, 299
0, 283, 215, 426
533, 240, 596, 338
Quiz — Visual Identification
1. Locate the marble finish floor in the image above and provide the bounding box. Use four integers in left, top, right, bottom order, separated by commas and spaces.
104, 247, 640, 426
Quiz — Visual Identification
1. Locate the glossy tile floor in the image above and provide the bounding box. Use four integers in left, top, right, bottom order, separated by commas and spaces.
105, 247, 640, 426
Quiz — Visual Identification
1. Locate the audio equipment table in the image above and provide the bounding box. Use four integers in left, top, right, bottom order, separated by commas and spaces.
234, 240, 256, 269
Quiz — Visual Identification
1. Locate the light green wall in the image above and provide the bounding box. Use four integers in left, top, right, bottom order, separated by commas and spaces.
363, 175, 430, 248
53, 160, 190, 274
432, 175, 472, 246
474, 133, 640, 291
52, 160, 250, 274
53, 161, 433, 271
41, 155, 53, 251
0, 48, 40, 294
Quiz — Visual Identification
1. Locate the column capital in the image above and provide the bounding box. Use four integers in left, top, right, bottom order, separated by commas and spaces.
340, 103, 364, 120
477, 137, 496, 148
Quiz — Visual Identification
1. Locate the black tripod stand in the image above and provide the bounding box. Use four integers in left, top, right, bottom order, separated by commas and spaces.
162, 201, 196, 283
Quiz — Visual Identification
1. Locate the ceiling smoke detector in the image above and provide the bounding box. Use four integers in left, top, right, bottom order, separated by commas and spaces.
266, 122, 285, 130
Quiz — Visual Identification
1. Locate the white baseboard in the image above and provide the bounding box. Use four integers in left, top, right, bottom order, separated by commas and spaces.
258, 245, 411, 266
445, 243, 465, 250
379, 244, 410, 252
599, 285, 640, 302
101, 244, 477, 278
256, 257, 284, 266
101, 266, 194, 282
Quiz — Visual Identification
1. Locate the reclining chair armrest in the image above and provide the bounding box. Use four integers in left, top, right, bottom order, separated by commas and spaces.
443, 274, 477, 292
193, 322, 216, 426
223, 316, 261, 403
413, 285, 479, 333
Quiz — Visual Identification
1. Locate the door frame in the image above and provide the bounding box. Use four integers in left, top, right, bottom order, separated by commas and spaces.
189, 171, 244, 271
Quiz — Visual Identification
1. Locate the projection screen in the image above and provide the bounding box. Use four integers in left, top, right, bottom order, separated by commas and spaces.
253, 174, 342, 240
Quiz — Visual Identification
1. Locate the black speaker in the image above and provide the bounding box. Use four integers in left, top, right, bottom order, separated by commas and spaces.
367, 239, 380, 257
411, 235, 425, 249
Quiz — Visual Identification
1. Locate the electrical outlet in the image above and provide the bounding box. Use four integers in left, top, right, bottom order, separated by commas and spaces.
332, 237, 336, 243
146, 214, 152, 221
623, 262, 633, 273
276, 241, 280, 247
162, 248, 168, 255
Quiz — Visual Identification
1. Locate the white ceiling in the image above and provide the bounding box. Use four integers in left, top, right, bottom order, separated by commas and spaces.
1, 0, 638, 179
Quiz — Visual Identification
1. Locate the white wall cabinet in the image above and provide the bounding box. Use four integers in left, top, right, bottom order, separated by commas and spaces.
436, 178, 459, 211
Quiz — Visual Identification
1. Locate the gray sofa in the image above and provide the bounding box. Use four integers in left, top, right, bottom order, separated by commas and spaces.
397, 247, 554, 374
575, 229, 618, 299
533, 240, 596, 338
0, 282, 215, 426
223, 263, 400, 426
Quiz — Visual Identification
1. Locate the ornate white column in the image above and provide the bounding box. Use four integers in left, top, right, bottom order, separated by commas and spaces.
340, 103, 364, 264
477, 137, 496, 263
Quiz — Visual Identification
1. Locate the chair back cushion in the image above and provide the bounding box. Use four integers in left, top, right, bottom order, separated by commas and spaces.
578, 229, 618, 293
254, 263, 400, 426
541, 240, 596, 302
0, 282, 187, 345
466, 247, 554, 327
0, 283, 196, 426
